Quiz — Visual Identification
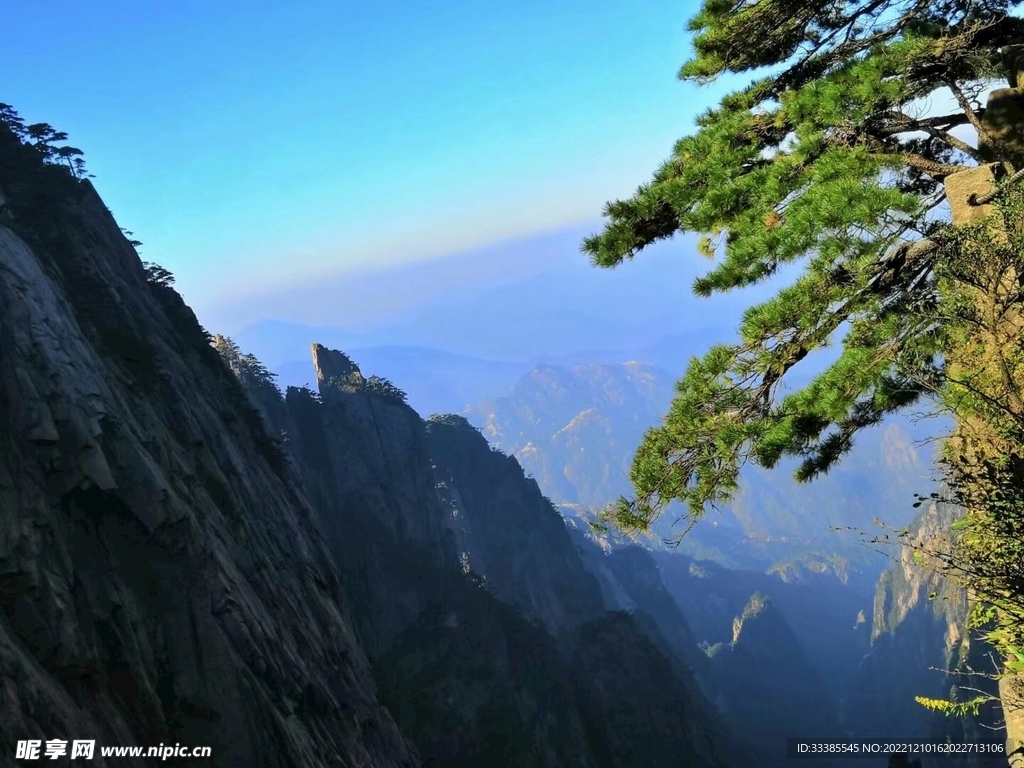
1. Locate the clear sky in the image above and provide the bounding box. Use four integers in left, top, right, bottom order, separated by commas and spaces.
3, 0, 725, 318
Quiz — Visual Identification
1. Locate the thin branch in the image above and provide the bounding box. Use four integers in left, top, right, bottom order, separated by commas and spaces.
946, 78, 997, 149
917, 111, 983, 132
900, 151, 970, 178
883, 111, 981, 160
892, 112, 978, 159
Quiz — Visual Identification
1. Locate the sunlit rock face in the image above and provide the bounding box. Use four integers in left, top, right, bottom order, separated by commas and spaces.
845, 499, 1005, 768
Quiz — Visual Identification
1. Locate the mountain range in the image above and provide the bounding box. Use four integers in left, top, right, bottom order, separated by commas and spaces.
0, 118, 1005, 768
222, 222, 777, 365
1, 159, 749, 766
462, 360, 940, 569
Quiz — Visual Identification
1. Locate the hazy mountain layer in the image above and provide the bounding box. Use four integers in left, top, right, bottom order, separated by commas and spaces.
225, 226, 754, 365
466, 361, 938, 569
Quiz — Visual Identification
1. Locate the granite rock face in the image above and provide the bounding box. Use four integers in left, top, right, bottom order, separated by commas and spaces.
0, 174, 420, 766
275, 349, 460, 660
567, 611, 724, 768
310, 343, 457, 558
713, 593, 842, 758
373, 579, 600, 768
220, 344, 610, 767
261, 366, 727, 767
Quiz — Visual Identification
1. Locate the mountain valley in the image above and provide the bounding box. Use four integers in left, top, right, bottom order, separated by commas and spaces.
0, 88, 1011, 768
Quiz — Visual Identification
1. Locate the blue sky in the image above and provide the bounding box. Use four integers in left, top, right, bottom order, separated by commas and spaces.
3, 0, 727, 321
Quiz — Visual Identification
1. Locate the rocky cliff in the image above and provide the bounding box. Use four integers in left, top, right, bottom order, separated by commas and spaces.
845, 501, 1005, 768
219, 343, 608, 766
709, 592, 843, 765
0, 140, 418, 764
654, 549, 875, 715
281, 346, 460, 660
268, 363, 729, 767
565, 525, 716, 694
571, 528, 852, 766
425, 414, 605, 636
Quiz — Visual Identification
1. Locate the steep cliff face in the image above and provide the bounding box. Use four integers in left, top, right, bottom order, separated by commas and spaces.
565, 527, 713, 689
846, 502, 1004, 767
424, 415, 605, 636
419, 416, 731, 766
567, 612, 724, 768
374, 581, 598, 768
655, 550, 874, 701
249, 362, 605, 766
272, 347, 461, 660
278, 372, 606, 765
0, 166, 418, 766
563, 520, 772, 768
710, 593, 843, 757
311, 344, 456, 561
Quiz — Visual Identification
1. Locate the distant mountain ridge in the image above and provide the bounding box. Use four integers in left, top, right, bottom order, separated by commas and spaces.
466, 362, 674, 510
220, 225, 765, 365
465, 360, 939, 569
257, 332, 730, 427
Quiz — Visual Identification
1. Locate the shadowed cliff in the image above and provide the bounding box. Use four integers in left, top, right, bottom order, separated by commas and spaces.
0, 128, 419, 765
245, 349, 731, 767
425, 414, 605, 636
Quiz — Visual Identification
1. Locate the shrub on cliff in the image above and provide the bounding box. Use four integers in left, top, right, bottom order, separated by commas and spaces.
364, 375, 409, 405
211, 335, 280, 394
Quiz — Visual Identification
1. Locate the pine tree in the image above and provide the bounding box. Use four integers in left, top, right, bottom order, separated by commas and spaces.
583, 0, 1024, 534
0, 104, 92, 180
585, 0, 1024, 752
211, 335, 279, 393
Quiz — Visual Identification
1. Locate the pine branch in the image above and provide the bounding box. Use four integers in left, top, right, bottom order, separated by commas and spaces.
899, 152, 968, 179
946, 78, 997, 150
883, 111, 981, 160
